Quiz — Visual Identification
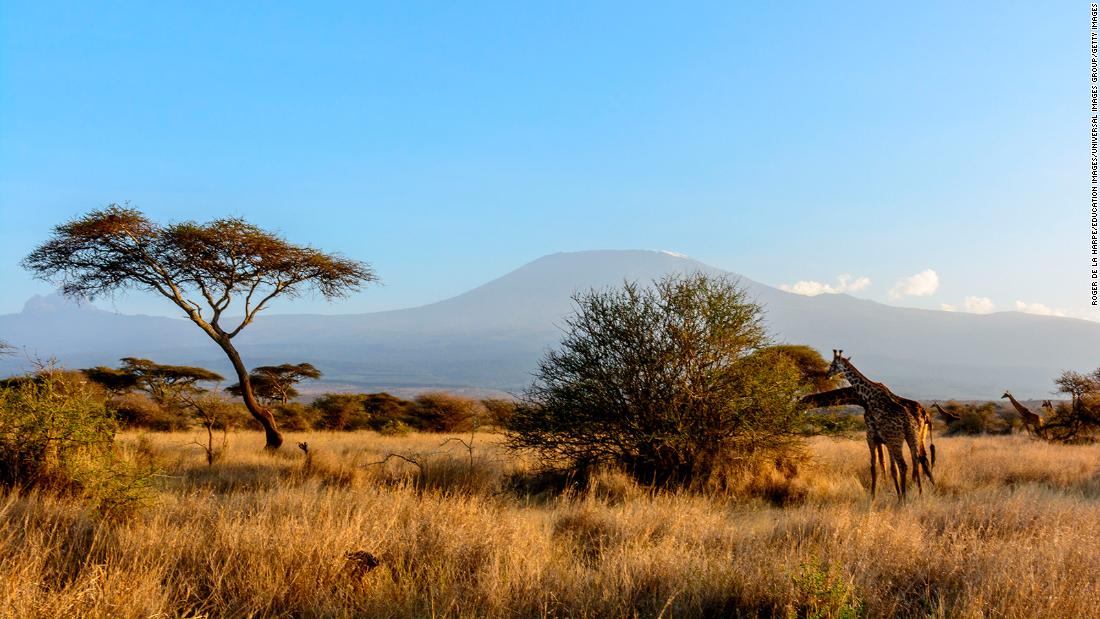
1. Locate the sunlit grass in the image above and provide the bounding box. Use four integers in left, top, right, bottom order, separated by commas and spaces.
2, 431, 1098, 618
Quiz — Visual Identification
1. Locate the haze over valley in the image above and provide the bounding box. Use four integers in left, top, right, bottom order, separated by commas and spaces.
2, 249, 1091, 400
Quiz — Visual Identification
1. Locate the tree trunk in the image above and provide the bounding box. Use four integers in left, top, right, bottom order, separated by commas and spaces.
217, 338, 283, 449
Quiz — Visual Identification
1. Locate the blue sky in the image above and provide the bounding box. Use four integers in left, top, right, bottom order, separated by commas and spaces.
0, 2, 1085, 319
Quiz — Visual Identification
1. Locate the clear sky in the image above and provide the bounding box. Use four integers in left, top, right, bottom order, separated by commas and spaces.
0, 2, 1086, 320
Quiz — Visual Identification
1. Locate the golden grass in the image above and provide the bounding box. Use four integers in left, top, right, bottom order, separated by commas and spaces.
2, 431, 1099, 618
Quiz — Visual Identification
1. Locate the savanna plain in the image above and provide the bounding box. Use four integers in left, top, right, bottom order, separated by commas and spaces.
3, 429, 1099, 619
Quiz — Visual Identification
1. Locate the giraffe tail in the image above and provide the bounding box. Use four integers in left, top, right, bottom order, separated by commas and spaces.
928, 416, 936, 469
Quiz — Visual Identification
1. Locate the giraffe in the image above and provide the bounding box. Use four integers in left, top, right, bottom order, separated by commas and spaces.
802, 386, 890, 486
1002, 391, 1043, 437
825, 350, 935, 500
802, 386, 937, 470
931, 402, 961, 424
1040, 400, 1055, 419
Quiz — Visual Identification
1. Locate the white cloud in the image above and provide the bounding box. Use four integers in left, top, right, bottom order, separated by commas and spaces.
889, 269, 939, 299
941, 297, 993, 314
780, 274, 872, 297
1014, 300, 1066, 317
963, 296, 995, 314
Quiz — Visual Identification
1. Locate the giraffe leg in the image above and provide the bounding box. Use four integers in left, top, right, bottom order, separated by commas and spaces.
867, 434, 878, 499
887, 453, 900, 498
905, 433, 923, 496
887, 442, 908, 501
907, 430, 935, 493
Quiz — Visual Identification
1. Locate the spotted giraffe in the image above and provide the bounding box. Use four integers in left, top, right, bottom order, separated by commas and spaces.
931, 402, 961, 424
1040, 400, 1055, 419
802, 386, 890, 486
804, 385, 937, 470
1002, 391, 1044, 437
825, 350, 935, 500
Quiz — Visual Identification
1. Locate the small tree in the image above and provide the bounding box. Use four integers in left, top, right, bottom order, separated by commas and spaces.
82, 365, 141, 396
1044, 370, 1100, 441
507, 273, 808, 488
85, 357, 223, 410
23, 206, 375, 448
226, 362, 322, 405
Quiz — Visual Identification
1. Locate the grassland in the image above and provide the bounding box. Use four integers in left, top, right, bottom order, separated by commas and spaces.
2, 430, 1099, 618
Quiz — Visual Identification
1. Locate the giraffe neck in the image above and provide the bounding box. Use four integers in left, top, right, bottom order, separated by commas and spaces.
1007, 393, 1029, 414
839, 359, 882, 401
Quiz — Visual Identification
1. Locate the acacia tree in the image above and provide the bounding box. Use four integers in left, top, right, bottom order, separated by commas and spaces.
23, 206, 375, 448
507, 273, 808, 488
226, 362, 322, 405
85, 357, 224, 408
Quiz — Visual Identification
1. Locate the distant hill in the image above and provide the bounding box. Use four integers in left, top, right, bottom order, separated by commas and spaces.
2, 250, 1096, 399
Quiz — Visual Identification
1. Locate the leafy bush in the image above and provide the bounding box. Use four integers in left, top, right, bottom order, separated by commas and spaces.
945, 402, 1005, 435
0, 368, 153, 516
788, 560, 865, 619
311, 393, 369, 431
507, 273, 808, 489
361, 392, 413, 430
408, 392, 485, 432
272, 402, 317, 431
481, 398, 517, 428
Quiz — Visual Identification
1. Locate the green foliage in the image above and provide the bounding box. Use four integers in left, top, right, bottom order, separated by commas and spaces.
0, 368, 117, 488
508, 273, 808, 489
0, 367, 154, 517
766, 345, 840, 392
788, 560, 865, 619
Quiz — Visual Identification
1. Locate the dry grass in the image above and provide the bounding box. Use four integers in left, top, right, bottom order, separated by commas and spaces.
2, 431, 1099, 618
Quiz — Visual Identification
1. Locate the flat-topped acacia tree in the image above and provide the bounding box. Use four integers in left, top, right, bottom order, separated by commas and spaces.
23, 205, 375, 449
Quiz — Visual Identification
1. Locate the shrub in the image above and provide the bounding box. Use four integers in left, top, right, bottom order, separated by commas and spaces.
946, 401, 1005, 435
0, 367, 153, 516
311, 393, 368, 431
481, 398, 517, 428
409, 392, 485, 433
109, 392, 190, 431
361, 392, 413, 430
788, 559, 865, 619
0, 368, 117, 488
507, 273, 808, 489
309, 392, 418, 431
272, 402, 317, 431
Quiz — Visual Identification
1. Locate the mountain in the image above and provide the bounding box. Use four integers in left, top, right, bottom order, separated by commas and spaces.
1, 250, 1096, 399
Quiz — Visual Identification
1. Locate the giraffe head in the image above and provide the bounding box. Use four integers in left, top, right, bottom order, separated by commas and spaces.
1001, 391, 1012, 400
825, 349, 847, 379
1041, 400, 1054, 409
